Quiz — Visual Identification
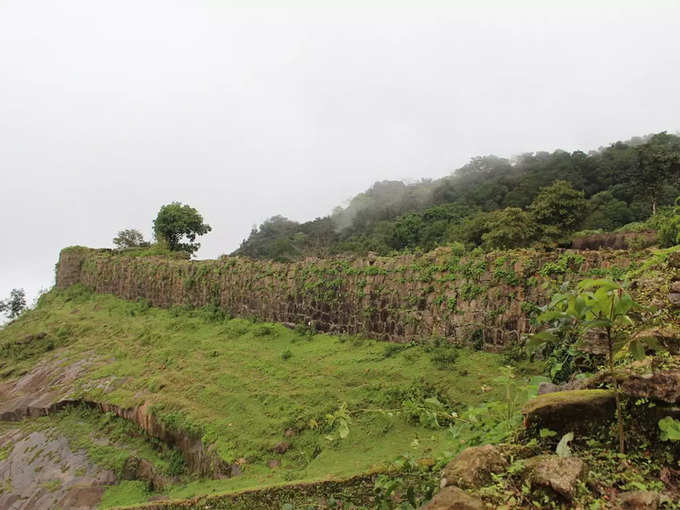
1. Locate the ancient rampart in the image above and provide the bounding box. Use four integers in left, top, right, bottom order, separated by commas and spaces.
55, 246, 632, 348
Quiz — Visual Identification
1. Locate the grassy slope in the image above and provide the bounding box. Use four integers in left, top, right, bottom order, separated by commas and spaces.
0, 287, 544, 507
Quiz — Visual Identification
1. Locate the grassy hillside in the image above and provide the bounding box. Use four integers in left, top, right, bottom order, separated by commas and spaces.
0, 285, 545, 508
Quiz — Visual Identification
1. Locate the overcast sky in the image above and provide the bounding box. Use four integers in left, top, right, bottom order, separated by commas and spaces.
1, 1, 679, 307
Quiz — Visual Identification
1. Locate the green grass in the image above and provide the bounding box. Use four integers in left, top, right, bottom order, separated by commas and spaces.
47, 406, 175, 475
99, 481, 150, 508
0, 286, 544, 507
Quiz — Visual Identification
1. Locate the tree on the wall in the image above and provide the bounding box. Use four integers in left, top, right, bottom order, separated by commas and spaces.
153, 202, 212, 255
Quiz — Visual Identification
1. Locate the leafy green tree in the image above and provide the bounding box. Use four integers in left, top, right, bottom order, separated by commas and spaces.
582, 191, 634, 231
113, 229, 147, 249
529, 279, 658, 453
634, 133, 680, 215
153, 202, 211, 254
529, 180, 587, 235
0, 288, 27, 320
233, 132, 680, 259
481, 208, 536, 250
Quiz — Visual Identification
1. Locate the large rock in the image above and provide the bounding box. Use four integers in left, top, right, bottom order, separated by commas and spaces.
634, 327, 680, 354
620, 370, 680, 404
523, 455, 586, 500
419, 486, 485, 510
616, 491, 660, 509
668, 293, 680, 308
441, 445, 508, 489
522, 389, 615, 433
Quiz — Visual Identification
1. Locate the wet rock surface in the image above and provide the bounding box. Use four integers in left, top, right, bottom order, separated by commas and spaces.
0, 357, 92, 421
0, 428, 116, 510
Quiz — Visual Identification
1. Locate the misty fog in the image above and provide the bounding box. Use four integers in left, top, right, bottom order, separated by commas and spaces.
1, 1, 679, 306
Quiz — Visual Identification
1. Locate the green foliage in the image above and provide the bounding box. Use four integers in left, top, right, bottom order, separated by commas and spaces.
633, 132, 680, 214
658, 417, 680, 441
0, 288, 27, 320
0, 288, 525, 502
382, 342, 411, 359
656, 200, 680, 247
481, 207, 537, 250
252, 324, 277, 337
373, 460, 436, 510
235, 133, 680, 259
538, 252, 584, 276
448, 370, 547, 447
402, 396, 452, 429
427, 344, 458, 369
529, 278, 659, 453
153, 202, 211, 254
113, 229, 148, 249
99, 481, 150, 509
529, 279, 655, 362
324, 403, 352, 441
529, 180, 587, 236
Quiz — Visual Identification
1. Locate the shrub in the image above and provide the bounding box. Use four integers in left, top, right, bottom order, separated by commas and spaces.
656, 204, 680, 247
382, 343, 409, 359
113, 229, 148, 249
252, 324, 276, 337
0, 288, 26, 320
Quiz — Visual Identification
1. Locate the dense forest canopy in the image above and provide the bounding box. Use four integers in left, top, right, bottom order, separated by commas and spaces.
234, 132, 680, 261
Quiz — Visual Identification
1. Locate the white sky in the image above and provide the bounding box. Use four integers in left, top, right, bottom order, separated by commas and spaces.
1, 1, 679, 306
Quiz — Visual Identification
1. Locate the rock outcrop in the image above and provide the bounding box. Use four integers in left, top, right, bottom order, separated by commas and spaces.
440, 445, 508, 489
620, 370, 680, 404
0, 428, 117, 510
523, 455, 586, 500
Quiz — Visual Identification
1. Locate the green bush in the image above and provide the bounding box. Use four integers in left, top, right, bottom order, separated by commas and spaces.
657, 208, 680, 248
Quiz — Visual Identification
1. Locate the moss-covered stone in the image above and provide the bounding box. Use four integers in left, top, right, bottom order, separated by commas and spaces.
522, 389, 615, 434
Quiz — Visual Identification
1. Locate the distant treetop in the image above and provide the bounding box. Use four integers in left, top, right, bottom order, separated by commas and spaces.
233, 131, 680, 260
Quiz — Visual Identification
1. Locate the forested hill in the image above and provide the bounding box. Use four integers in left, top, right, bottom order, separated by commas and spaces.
234, 132, 680, 261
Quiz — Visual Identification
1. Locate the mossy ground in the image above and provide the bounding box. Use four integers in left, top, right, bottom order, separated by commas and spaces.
0, 287, 544, 508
